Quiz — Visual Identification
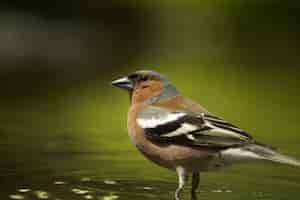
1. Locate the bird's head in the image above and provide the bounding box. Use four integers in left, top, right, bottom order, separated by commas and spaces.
112, 70, 179, 104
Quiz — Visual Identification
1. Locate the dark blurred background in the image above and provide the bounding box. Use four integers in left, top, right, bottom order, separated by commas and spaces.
1, 1, 300, 200
1, 1, 299, 93
1, 1, 300, 92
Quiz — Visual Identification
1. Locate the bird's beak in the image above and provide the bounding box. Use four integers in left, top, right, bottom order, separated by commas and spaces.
111, 76, 133, 90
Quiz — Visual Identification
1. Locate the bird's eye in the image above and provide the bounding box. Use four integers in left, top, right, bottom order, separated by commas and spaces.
128, 74, 138, 79
141, 85, 150, 89
140, 77, 148, 82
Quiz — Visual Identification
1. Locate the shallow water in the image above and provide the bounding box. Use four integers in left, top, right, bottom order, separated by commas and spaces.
2, 147, 300, 200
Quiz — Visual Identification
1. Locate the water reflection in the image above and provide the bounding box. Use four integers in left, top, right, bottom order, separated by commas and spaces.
53, 181, 66, 185
17, 189, 31, 193
9, 194, 25, 200
8, 178, 167, 200
2, 148, 300, 200
102, 194, 119, 200
34, 191, 49, 199
6, 174, 300, 200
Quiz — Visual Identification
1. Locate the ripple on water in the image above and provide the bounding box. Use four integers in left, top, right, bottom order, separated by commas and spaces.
212, 189, 223, 193
142, 186, 153, 190
104, 180, 117, 185
81, 177, 92, 182
8, 178, 172, 200
102, 194, 119, 200
83, 194, 94, 199
9, 194, 24, 200
17, 188, 31, 193
54, 181, 66, 185
71, 188, 90, 195
34, 191, 49, 199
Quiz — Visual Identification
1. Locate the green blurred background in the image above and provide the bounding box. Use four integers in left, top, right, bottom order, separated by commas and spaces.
1, 1, 300, 200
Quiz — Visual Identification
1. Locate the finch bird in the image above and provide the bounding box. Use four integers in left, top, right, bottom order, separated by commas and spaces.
112, 70, 300, 200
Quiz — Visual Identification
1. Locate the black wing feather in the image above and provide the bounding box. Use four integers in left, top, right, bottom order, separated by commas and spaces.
144, 115, 205, 138
203, 113, 252, 139
138, 107, 253, 148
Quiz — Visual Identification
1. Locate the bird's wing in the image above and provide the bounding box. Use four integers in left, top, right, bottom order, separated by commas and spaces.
137, 106, 253, 148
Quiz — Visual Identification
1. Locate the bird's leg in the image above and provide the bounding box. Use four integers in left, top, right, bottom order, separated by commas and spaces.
175, 166, 188, 200
191, 173, 200, 200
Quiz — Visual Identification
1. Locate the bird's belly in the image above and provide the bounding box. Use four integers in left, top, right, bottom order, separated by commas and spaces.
135, 142, 222, 172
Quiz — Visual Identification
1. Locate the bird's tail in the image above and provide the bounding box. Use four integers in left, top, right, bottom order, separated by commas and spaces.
248, 142, 300, 167
221, 142, 300, 168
